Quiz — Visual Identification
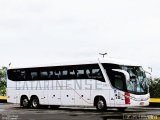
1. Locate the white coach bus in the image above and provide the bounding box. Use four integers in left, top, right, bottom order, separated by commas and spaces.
6, 58, 150, 111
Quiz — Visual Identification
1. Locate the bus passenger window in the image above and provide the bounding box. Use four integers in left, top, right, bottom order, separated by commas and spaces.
92, 69, 102, 79
40, 71, 48, 79
31, 72, 38, 80
54, 70, 61, 79
16, 70, 21, 81
48, 71, 54, 79
86, 69, 91, 78
77, 70, 85, 79
62, 70, 68, 79
20, 70, 26, 80
69, 69, 76, 79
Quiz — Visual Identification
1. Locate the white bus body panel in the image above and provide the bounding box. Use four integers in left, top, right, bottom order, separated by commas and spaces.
7, 58, 149, 108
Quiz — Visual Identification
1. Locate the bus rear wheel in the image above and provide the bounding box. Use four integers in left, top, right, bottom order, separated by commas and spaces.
21, 97, 29, 108
95, 97, 107, 112
31, 97, 39, 109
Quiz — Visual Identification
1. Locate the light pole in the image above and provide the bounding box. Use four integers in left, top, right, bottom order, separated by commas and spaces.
99, 53, 107, 58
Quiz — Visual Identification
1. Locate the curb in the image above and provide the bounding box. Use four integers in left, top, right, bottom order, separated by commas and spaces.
0, 96, 7, 103
149, 98, 160, 103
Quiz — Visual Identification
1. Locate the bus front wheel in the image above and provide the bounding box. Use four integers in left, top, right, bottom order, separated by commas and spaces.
31, 97, 39, 109
95, 97, 107, 112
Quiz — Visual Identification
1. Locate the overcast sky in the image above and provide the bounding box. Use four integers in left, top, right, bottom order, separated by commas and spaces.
0, 0, 160, 77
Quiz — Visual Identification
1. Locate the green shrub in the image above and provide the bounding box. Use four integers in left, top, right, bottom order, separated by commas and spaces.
0, 80, 6, 96
149, 78, 160, 98
0, 67, 7, 96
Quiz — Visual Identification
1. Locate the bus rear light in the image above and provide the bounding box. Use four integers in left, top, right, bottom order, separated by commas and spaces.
125, 92, 130, 104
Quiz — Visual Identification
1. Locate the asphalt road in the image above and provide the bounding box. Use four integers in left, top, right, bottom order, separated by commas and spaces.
0, 103, 160, 120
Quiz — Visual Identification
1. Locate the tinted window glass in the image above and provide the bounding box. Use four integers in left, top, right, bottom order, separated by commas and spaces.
7, 69, 26, 81
54, 70, 61, 79
40, 71, 48, 79
20, 70, 26, 80
107, 70, 126, 91
114, 74, 124, 90
77, 69, 85, 79
92, 68, 103, 79
31, 72, 38, 80
69, 69, 76, 79
62, 70, 68, 79
48, 71, 54, 79
86, 69, 91, 78
7, 64, 105, 82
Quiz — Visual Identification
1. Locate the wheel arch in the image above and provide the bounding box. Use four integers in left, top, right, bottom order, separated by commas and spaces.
30, 95, 41, 108
30, 95, 39, 99
20, 95, 29, 106
93, 95, 107, 106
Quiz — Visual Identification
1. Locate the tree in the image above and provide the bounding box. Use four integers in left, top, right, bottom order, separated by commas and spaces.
0, 67, 7, 96
149, 78, 160, 98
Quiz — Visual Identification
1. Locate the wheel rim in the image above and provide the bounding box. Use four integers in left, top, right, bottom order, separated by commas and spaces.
22, 98, 28, 107
32, 99, 38, 108
97, 100, 104, 110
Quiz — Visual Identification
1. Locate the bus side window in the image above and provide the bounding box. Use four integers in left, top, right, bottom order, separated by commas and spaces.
62, 70, 68, 79
40, 71, 48, 80
31, 72, 38, 80
92, 69, 102, 79
7, 70, 13, 80
16, 70, 21, 81
48, 71, 54, 79
20, 70, 26, 80
86, 69, 91, 79
69, 69, 76, 79
77, 69, 85, 79
54, 70, 61, 79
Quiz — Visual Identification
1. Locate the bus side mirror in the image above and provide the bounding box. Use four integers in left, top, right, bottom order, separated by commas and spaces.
112, 69, 130, 81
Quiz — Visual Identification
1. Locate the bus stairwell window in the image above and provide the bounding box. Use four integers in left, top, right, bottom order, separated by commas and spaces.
114, 74, 124, 90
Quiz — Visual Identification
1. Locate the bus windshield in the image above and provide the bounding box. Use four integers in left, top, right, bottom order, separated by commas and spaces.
121, 66, 149, 94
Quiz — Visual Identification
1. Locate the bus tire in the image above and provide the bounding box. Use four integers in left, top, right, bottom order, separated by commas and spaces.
95, 97, 107, 112
31, 96, 39, 109
21, 96, 30, 108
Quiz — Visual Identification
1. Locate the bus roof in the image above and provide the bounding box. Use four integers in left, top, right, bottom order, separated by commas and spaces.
8, 57, 141, 69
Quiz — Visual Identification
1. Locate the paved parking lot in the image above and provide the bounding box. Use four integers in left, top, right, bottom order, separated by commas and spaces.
0, 103, 160, 120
